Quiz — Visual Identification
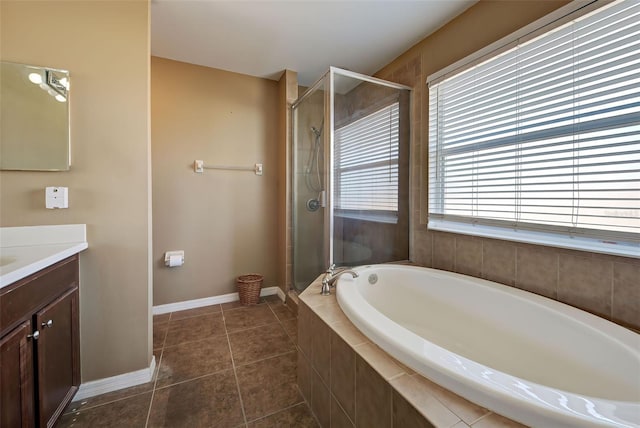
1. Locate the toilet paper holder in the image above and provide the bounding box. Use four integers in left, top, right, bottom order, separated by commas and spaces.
164, 250, 185, 267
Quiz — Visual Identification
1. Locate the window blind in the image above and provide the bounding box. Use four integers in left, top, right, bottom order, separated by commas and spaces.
335, 102, 399, 212
428, 0, 640, 248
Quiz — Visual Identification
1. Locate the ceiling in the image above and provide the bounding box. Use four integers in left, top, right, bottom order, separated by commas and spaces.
151, 1, 477, 87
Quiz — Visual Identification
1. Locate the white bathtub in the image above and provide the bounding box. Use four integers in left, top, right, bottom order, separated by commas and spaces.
336, 264, 640, 428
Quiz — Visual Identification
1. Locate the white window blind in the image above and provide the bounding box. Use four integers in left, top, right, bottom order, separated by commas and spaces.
335, 102, 399, 212
428, 0, 640, 254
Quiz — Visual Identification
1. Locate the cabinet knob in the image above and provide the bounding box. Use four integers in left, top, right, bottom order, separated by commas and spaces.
27, 330, 40, 340
42, 319, 53, 328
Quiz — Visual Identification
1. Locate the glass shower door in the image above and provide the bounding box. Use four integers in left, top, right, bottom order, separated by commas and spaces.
291, 67, 411, 292
292, 76, 328, 291
329, 69, 411, 268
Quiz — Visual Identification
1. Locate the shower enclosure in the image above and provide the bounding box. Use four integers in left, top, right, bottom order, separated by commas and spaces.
292, 67, 411, 291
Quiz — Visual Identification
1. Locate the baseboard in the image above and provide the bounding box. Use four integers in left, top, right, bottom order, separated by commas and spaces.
152, 286, 282, 315
75, 356, 156, 401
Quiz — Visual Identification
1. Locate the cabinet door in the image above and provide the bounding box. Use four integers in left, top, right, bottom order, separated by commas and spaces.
35, 288, 79, 428
0, 321, 35, 428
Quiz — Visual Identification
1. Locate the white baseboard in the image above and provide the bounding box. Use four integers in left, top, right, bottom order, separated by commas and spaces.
75, 356, 156, 401
152, 286, 283, 315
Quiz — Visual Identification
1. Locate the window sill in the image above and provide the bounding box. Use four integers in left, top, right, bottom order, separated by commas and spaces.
335, 211, 398, 225
427, 219, 639, 259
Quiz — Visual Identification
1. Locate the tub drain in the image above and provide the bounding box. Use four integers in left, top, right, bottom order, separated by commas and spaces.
368, 273, 378, 285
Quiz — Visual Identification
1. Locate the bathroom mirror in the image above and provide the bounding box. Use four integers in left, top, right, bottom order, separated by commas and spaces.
0, 61, 70, 171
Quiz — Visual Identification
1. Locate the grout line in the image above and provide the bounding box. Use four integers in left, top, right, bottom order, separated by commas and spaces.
244, 400, 306, 425
266, 301, 297, 343
144, 339, 165, 428
234, 349, 297, 370
330, 389, 355, 427
221, 300, 268, 315
224, 308, 249, 426
152, 367, 236, 391
147, 305, 299, 427
226, 319, 283, 335
470, 411, 494, 426
296, 383, 323, 428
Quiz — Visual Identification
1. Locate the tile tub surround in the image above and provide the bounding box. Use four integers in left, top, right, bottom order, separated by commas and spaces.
298, 277, 525, 428
418, 232, 640, 332
59, 296, 319, 428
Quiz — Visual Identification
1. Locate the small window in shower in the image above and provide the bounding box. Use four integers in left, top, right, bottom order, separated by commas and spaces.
334, 102, 399, 222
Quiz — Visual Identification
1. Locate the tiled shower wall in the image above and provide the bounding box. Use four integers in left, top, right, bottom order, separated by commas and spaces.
372, 5, 639, 331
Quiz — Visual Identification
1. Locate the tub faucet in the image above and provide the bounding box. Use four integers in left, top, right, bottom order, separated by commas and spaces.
321, 264, 359, 295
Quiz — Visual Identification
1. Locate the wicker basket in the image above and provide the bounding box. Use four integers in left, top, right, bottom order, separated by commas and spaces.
236, 274, 263, 305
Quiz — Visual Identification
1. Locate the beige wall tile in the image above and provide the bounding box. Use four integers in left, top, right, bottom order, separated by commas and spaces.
332, 321, 368, 347
413, 229, 433, 267
389, 374, 460, 428
455, 236, 482, 277
482, 240, 516, 286
515, 245, 558, 299
297, 348, 312, 403
311, 368, 331, 428
298, 301, 313, 360
331, 397, 355, 428
315, 300, 350, 325
471, 413, 527, 428
301, 280, 330, 308
433, 232, 455, 271
612, 262, 640, 329
355, 343, 405, 381
331, 332, 356, 422
355, 356, 392, 428
392, 390, 435, 428
312, 311, 332, 385
412, 376, 489, 425
558, 254, 612, 318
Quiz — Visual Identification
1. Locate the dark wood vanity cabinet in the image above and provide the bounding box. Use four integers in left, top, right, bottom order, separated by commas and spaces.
0, 255, 80, 428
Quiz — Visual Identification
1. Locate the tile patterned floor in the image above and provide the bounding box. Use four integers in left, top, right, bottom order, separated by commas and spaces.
59, 296, 319, 428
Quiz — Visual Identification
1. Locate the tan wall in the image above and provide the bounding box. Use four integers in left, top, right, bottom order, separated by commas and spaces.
0, 1, 152, 381
151, 57, 279, 305
375, 0, 640, 331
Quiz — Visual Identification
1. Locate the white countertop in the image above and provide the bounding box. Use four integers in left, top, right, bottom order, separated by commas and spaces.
0, 224, 88, 289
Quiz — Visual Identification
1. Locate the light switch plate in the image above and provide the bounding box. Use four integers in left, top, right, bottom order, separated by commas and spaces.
45, 187, 68, 209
